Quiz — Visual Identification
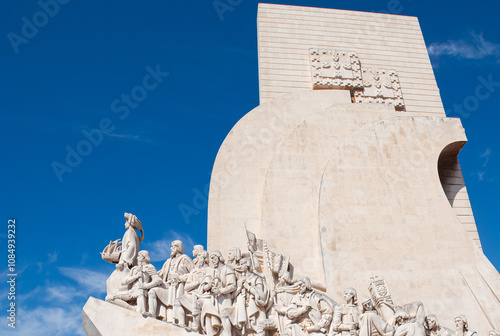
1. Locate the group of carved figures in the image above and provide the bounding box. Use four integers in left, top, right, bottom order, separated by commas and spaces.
102, 214, 499, 336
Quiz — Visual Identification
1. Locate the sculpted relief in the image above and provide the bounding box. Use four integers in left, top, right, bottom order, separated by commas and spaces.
100, 214, 496, 336
309, 48, 405, 111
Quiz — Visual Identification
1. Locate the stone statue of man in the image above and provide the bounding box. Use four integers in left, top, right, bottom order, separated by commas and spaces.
229, 257, 269, 336
108, 250, 162, 315
148, 240, 194, 322
489, 329, 500, 336
359, 296, 395, 336
283, 276, 333, 336
332, 288, 361, 336
118, 212, 144, 270
424, 314, 453, 336
393, 309, 425, 336
174, 245, 210, 331
454, 315, 477, 336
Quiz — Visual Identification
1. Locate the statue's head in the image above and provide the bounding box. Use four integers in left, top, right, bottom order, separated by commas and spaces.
210, 250, 224, 267
197, 250, 209, 267
489, 329, 500, 336
343, 287, 357, 304
394, 309, 410, 326
425, 314, 439, 331
171, 240, 184, 256
239, 257, 251, 272
124, 212, 142, 231
193, 244, 204, 258
137, 250, 151, 264
455, 315, 468, 331
360, 296, 373, 312
297, 276, 312, 294
228, 247, 241, 262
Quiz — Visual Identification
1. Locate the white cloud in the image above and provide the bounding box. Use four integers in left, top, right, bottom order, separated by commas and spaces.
80, 252, 88, 264
0, 269, 104, 334
47, 251, 58, 264
1, 305, 85, 336
428, 32, 500, 59
58, 267, 108, 295
46, 284, 85, 303
17, 285, 42, 304
103, 131, 140, 140
144, 231, 196, 262
102, 130, 155, 144
474, 148, 495, 182
480, 148, 491, 167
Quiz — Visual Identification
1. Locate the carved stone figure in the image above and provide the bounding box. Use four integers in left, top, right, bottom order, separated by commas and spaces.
105, 213, 145, 305
359, 297, 375, 314
358, 296, 394, 336
489, 329, 500, 336
283, 276, 333, 336
454, 315, 477, 336
368, 277, 425, 327
393, 309, 426, 336
174, 245, 210, 331
198, 250, 237, 336
118, 212, 144, 270
227, 247, 243, 271
425, 314, 453, 336
108, 250, 162, 315
229, 257, 269, 336
331, 288, 360, 336
96, 221, 492, 336
149, 240, 194, 322
271, 270, 300, 334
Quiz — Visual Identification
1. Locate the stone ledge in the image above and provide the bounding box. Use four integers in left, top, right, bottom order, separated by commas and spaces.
82, 297, 191, 336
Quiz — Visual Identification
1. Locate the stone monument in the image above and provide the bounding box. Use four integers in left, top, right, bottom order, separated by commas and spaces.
83, 4, 500, 336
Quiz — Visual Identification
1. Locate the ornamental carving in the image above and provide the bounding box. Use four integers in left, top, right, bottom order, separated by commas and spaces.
310, 49, 362, 89
309, 48, 405, 111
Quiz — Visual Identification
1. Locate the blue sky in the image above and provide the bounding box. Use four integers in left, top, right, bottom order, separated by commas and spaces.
1, 0, 499, 335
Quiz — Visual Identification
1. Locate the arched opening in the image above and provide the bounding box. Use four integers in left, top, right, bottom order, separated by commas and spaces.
437, 141, 481, 248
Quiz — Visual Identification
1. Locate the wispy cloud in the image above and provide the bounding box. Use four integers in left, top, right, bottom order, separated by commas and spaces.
8, 306, 85, 336
428, 32, 500, 60
47, 251, 58, 264
475, 148, 494, 182
17, 285, 43, 303
102, 130, 156, 145
35, 252, 58, 272
1, 283, 87, 335
46, 284, 86, 303
104, 131, 141, 140
480, 148, 491, 166
58, 267, 108, 295
144, 231, 197, 262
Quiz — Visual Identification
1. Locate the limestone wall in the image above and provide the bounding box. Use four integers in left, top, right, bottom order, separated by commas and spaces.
207, 5, 496, 335
257, 4, 444, 116
207, 89, 500, 335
